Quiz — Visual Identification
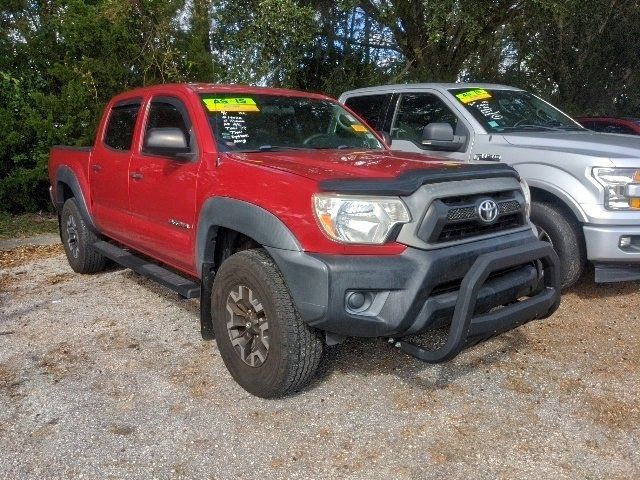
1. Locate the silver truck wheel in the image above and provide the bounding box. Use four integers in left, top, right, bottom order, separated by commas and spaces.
531, 201, 585, 289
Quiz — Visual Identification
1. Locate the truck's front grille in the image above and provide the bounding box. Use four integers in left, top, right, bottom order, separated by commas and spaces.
499, 200, 520, 214
438, 213, 523, 242
417, 190, 527, 244
447, 206, 476, 221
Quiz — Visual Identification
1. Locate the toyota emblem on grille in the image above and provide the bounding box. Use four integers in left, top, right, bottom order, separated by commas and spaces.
477, 199, 499, 223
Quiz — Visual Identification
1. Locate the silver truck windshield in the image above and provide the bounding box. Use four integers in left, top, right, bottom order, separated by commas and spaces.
449, 88, 585, 133
200, 93, 383, 152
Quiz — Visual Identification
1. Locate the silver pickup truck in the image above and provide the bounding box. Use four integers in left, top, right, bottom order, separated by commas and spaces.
340, 83, 640, 288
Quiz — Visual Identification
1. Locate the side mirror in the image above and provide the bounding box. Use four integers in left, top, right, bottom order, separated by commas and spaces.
144, 128, 191, 158
421, 123, 466, 152
377, 130, 392, 147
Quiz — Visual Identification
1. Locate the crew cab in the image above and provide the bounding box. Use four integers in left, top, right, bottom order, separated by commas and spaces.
49, 84, 560, 398
340, 84, 640, 287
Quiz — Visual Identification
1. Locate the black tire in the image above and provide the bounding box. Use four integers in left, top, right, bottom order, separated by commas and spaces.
211, 249, 324, 398
60, 199, 106, 274
530, 201, 585, 289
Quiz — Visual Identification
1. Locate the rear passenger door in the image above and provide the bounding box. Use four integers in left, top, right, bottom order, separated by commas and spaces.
343, 93, 394, 133
127, 95, 200, 272
90, 99, 141, 239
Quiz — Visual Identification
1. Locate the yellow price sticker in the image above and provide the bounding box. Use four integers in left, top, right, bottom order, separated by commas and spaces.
351, 124, 368, 133
455, 89, 492, 104
204, 97, 260, 112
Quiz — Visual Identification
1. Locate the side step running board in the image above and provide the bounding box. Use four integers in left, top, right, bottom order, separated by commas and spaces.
93, 241, 201, 299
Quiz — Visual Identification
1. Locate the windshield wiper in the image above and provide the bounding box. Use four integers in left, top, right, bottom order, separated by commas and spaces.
257, 145, 309, 151
558, 126, 587, 131
500, 124, 565, 132
500, 124, 586, 133
312, 145, 362, 150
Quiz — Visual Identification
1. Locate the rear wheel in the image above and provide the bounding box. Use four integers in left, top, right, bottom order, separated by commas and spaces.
211, 249, 324, 398
530, 201, 585, 289
60, 199, 106, 274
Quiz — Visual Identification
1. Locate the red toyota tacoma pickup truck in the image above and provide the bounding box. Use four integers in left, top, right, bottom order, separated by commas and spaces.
49, 84, 560, 397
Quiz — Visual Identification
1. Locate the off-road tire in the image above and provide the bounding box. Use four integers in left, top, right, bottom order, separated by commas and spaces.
60, 199, 106, 274
530, 201, 585, 289
211, 248, 324, 398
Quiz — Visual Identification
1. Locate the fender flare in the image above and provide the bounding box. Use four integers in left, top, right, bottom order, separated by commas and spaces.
55, 166, 98, 232
526, 179, 589, 223
195, 197, 302, 274
512, 163, 590, 223
196, 197, 329, 325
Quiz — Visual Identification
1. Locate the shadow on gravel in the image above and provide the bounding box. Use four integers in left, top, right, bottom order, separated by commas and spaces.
1, 300, 49, 323
108, 263, 638, 397
121, 270, 200, 316
312, 329, 528, 393
565, 271, 640, 300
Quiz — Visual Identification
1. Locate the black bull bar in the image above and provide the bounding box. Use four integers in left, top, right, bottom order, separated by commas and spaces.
392, 241, 561, 363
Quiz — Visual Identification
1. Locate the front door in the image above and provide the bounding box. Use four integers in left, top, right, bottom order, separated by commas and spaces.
128, 95, 200, 272
389, 92, 469, 161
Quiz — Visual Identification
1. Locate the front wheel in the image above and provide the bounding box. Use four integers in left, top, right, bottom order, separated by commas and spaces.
211, 249, 324, 398
530, 201, 585, 289
60, 198, 106, 274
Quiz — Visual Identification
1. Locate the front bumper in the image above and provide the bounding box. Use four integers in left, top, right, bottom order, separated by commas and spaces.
267, 230, 560, 352
584, 225, 640, 261
583, 225, 640, 282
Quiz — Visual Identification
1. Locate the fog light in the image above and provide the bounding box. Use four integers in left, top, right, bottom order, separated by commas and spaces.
346, 291, 366, 310
620, 236, 632, 248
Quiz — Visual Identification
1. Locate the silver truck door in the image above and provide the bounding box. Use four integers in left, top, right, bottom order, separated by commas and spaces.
388, 90, 472, 161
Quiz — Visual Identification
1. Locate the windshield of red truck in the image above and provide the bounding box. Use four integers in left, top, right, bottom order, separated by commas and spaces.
200, 93, 383, 152
449, 88, 584, 133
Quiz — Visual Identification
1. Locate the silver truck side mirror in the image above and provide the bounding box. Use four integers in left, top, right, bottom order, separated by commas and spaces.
422, 122, 466, 152
377, 131, 392, 147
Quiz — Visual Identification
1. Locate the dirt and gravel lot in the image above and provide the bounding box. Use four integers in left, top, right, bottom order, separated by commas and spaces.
1, 241, 639, 479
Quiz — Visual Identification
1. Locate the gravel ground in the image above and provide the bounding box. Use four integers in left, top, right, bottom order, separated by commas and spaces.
0, 233, 60, 251
1, 243, 639, 479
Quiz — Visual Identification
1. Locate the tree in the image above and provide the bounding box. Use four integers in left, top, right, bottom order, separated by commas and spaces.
357, 0, 525, 81
503, 0, 640, 115
210, 0, 319, 86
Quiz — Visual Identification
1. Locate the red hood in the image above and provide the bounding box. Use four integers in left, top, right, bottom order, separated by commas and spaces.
221, 149, 465, 181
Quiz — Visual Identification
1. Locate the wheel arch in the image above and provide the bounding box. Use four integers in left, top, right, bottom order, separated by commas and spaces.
196, 198, 328, 334
55, 166, 98, 232
196, 197, 302, 276
529, 184, 585, 226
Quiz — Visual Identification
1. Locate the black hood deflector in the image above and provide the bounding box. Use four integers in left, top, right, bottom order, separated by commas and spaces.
319, 163, 519, 196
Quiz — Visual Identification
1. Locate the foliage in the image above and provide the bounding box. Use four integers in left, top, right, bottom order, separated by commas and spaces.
0, 211, 58, 239
1, 0, 639, 213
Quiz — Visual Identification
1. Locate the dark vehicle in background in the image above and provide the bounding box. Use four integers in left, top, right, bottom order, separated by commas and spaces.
577, 117, 640, 136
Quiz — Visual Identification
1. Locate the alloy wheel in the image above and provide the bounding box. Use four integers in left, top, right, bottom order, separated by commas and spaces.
66, 214, 80, 259
225, 285, 270, 367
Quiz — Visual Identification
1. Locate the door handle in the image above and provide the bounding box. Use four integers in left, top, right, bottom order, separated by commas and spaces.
130, 172, 143, 180
91, 164, 102, 172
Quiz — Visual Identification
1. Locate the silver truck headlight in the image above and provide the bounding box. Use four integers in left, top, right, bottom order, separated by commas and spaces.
593, 168, 640, 210
519, 177, 531, 219
313, 194, 411, 244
